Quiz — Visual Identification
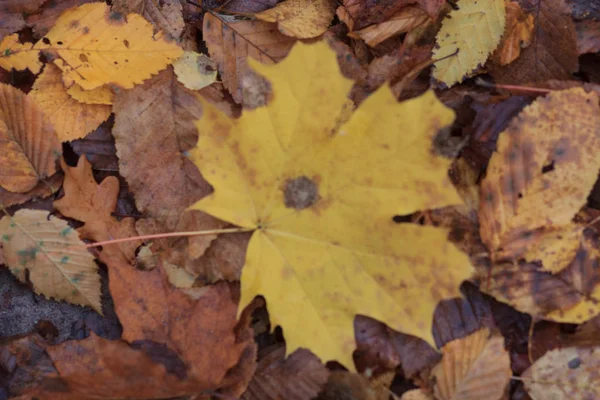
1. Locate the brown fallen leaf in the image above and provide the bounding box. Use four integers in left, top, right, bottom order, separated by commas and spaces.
30, 64, 111, 142
0, 83, 61, 193
319, 370, 394, 400
348, 6, 429, 48
111, 0, 185, 40
576, 20, 600, 55
523, 346, 600, 399
492, 0, 534, 65
341, 0, 442, 31
242, 344, 330, 400
25, 0, 96, 38
53, 157, 140, 266
431, 328, 511, 400
203, 13, 295, 103
0, 172, 63, 208
256, 0, 337, 39
0, 0, 47, 41
488, 0, 578, 83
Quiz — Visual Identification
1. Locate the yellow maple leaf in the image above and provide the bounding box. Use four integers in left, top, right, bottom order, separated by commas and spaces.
32, 3, 182, 90
256, 0, 337, 39
433, 0, 506, 87
189, 41, 473, 368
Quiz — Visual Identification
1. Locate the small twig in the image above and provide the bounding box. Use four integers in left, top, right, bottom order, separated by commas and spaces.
475, 78, 552, 94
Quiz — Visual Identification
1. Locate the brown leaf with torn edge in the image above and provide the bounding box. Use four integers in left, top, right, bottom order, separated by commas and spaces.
0, 83, 61, 193
203, 13, 295, 103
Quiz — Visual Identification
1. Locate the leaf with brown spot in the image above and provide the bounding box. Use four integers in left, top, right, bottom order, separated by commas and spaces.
431, 328, 511, 400
492, 0, 534, 65
203, 13, 295, 103
25, 0, 96, 38
0, 83, 61, 193
479, 88, 600, 260
488, 0, 578, 83
30, 64, 111, 142
0, 35, 42, 74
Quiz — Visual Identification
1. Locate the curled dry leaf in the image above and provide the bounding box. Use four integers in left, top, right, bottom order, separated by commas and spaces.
189, 42, 473, 368
0, 82, 61, 193
348, 6, 429, 48
488, 0, 578, 83
52, 157, 140, 266
203, 13, 295, 103
0, 34, 42, 74
173, 51, 218, 90
32, 2, 183, 90
256, 0, 337, 39
30, 64, 111, 142
0, 209, 101, 313
523, 346, 600, 399
432, 329, 511, 400
433, 0, 506, 87
493, 1, 534, 65
479, 88, 600, 265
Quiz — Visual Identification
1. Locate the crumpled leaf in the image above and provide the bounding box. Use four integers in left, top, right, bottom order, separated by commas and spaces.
348, 6, 429, 48
488, 0, 578, 83
432, 328, 511, 400
189, 41, 473, 368
256, 0, 337, 39
53, 156, 140, 266
479, 88, 600, 261
523, 346, 600, 399
433, 0, 506, 87
0, 34, 42, 74
493, 0, 534, 65
0, 82, 61, 193
33, 2, 183, 90
173, 51, 218, 90
203, 13, 295, 103
0, 209, 101, 313
30, 64, 111, 142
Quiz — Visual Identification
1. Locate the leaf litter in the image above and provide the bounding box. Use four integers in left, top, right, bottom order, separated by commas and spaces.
1, 0, 600, 398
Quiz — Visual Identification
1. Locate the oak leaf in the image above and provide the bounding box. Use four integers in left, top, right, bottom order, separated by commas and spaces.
33, 2, 183, 90
0, 209, 101, 313
0, 82, 61, 193
189, 41, 473, 368
256, 0, 337, 39
432, 328, 511, 400
0, 34, 42, 74
30, 64, 111, 142
432, 0, 506, 87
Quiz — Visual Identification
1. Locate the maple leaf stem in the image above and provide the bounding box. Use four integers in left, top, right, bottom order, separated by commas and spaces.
84, 227, 254, 248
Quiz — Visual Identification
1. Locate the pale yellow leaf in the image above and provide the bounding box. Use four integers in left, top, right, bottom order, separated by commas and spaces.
173, 51, 218, 90
256, 0, 337, 39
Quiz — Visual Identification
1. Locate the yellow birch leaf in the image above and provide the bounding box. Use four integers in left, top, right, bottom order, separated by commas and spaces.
256, 0, 337, 39
189, 41, 473, 368
173, 51, 218, 91
67, 83, 114, 105
0, 34, 42, 74
33, 3, 183, 90
433, 0, 506, 87
30, 64, 111, 141
0, 209, 101, 313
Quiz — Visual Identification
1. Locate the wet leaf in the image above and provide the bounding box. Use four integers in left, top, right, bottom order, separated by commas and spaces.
0, 209, 101, 313
189, 41, 473, 368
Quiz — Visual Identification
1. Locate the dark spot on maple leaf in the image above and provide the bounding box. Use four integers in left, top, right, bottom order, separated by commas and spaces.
541, 160, 555, 174
108, 11, 125, 24
42, 37, 51, 45
123, 39, 130, 48
17, 247, 38, 265
69, 20, 79, 29
284, 176, 319, 210
83, 26, 89, 34
392, 214, 412, 223
517, 192, 523, 199
79, 53, 89, 63
57, 41, 63, 45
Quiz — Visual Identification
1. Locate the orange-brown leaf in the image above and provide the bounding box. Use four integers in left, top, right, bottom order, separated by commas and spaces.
0, 83, 61, 193
493, 1, 534, 65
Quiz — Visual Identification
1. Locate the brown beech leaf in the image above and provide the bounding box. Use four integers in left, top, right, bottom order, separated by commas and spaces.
111, 0, 185, 40
0, 172, 62, 208
0, 0, 48, 39
341, 0, 442, 31
488, 0, 578, 83
242, 345, 329, 400
479, 88, 600, 261
53, 157, 140, 266
492, 0, 534, 65
203, 13, 295, 103
431, 328, 511, 400
0, 83, 61, 193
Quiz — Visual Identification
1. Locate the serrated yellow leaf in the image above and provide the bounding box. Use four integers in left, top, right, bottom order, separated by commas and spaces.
67, 83, 114, 105
189, 41, 473, 368
256, 0, 337, 39
0, 34, 42, 74
33, 3, 183, 90
0, 209, 101, 313
30, 64, 111, 141
433, 0, 506, 87
173, 51, 217, 91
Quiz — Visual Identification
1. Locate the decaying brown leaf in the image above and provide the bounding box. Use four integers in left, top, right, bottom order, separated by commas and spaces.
203, 13, 295, 103
0, 172, 62, 208
431, 328, 511, 400
111, 0, 185, 40
0, 83, 61, 193
25, 0, 96, 38
576, 20, 600, 55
